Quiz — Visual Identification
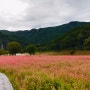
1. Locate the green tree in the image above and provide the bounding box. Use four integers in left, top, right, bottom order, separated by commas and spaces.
84, 37, 90, 50
26, 44, 36, 55
8, 42, 22, 55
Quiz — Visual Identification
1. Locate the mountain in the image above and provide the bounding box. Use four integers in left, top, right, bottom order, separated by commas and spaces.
49, 23, 90, 51
0, 21, 89, 50
11, 21, 88, 44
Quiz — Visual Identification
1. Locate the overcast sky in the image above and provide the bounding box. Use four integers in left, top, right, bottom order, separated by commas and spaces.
0, 0, 90, 31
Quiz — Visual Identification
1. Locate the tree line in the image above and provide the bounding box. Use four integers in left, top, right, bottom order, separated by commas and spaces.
0, 42, 36, 55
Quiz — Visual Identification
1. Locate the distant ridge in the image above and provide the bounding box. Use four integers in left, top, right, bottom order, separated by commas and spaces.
49, 22, 90, 50
0, 21, 89, 49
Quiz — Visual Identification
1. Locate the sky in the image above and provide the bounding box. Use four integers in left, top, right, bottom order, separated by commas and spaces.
0, 0, 90, 31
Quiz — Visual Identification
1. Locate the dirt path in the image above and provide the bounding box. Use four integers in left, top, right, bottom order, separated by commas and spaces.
0, 73, 13, 90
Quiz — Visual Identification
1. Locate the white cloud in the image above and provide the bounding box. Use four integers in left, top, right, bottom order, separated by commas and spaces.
0, 0, 90, 31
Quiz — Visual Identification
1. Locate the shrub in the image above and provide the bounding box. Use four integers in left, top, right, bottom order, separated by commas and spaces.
70, 50, 75, 55
0, 49, 8, 55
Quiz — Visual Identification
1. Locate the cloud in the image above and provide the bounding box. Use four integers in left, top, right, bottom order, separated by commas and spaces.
21, 0, 74, 28
0, 0, 90, 30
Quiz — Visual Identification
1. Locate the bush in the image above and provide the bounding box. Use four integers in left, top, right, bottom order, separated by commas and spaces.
0, 49, 8, 55
70, 50, 75, 55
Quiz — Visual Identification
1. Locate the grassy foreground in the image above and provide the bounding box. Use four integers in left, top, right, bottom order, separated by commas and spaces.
0, 55, 90, 90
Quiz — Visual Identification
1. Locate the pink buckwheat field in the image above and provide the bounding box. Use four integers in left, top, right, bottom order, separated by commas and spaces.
0, 55, 90, 90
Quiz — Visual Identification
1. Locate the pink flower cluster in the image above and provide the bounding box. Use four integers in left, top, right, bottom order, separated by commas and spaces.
0, 55, 90, 67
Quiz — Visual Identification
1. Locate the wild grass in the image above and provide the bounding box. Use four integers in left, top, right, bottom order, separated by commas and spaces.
37, 50, 90, 55
0, 55, 90, 90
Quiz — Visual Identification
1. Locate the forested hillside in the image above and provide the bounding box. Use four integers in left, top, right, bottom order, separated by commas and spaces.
0, 21, 89, 50
49, 24, 90, 51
